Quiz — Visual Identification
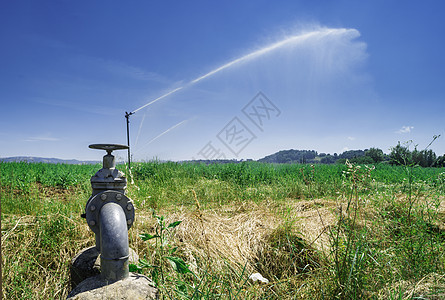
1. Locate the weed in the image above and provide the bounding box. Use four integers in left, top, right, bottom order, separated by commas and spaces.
1, 160, 444, 299
132, 211, 194, 294
328, 160, 375, 299
255, 222, 322, 281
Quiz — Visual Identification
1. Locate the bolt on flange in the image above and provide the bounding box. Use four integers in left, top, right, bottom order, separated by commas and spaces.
85, 190, 135, 234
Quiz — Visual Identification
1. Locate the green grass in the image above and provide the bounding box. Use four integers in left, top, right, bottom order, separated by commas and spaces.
1, 161, 445, 299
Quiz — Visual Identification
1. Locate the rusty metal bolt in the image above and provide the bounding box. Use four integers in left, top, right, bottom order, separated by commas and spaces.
116, 193, 122, 201
89, 220, 96, 226
101, 194, 107, 201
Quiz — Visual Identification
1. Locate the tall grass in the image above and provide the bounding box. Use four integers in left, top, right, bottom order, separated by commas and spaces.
1, 161, 444, 299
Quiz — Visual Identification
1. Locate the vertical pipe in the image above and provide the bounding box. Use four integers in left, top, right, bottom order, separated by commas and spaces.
99, 202, 130, 282
125, 112, 132, 168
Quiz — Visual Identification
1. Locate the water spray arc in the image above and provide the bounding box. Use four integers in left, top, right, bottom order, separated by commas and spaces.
133, 119, 189, 154
124, 28, 354, 163
134, 113, 146, 148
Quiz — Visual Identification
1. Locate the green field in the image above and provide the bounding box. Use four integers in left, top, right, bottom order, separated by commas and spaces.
1, 161, 445, 299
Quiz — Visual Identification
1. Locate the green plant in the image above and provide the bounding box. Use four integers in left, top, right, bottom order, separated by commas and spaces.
2, 159, 444, 299
132, 211, 193, 287
328, 160, 374, 299
255, 222, 321, 281
392, 171, 443, 278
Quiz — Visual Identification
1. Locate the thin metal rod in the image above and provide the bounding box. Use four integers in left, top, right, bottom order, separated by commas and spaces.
125, 112, 133, 168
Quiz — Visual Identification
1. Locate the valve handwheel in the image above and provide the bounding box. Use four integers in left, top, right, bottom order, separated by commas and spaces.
89, 144, 129, 154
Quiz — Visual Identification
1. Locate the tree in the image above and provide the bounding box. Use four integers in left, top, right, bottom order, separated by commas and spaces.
338, 150, 366, 160
320, 155, 336, 164
435, 155, 445, 167
412, 148, 437, 167
365, 147, 385, 163
350, 155, 374, 164
423, 149, 437, 167
389, 142, 412, 166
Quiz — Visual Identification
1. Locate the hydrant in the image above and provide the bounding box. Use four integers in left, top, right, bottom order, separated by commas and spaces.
83, 144, 135, 282
68, 144, 158, 299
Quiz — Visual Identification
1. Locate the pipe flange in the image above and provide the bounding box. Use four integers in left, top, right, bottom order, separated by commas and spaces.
85, 190, 135, 234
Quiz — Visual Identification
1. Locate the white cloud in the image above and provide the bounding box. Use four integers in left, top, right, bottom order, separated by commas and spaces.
102, 60, 171, 83
31, 97, 120, 116
347, 136, 355, 140
24, 135, 60, 142
396, 126, 414, 134
68, 56, 172, 84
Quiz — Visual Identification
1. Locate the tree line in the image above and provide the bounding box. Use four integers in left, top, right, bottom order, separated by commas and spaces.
388, 142, 445, 167
257, 144, 445, 167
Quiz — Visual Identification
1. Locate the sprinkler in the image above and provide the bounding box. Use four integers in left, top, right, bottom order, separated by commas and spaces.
125, 112, 133, 168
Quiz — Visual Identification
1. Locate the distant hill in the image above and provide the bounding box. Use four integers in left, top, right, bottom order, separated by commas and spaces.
257, 149, 376, 164
0, 156, 100, 165
258, 149, 318, 164
0, 148, 389, 165
186, 149, 379, 165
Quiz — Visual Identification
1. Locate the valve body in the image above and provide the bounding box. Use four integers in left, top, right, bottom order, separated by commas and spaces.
84, 144, 134, 282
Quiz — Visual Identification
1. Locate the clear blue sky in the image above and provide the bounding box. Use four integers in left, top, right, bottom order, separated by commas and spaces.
1, 1, 444, 161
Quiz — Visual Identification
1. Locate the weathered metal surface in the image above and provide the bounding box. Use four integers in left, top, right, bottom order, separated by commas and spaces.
88, 145, 128, 196
99, 202, 130, 282
81, 144, 134, 282
85, 190, 134, 235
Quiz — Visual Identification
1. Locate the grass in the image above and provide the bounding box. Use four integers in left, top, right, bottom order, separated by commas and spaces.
1, 161, 445, 299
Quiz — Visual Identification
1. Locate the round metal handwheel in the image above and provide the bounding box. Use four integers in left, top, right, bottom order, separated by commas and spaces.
89, 144, 129, 154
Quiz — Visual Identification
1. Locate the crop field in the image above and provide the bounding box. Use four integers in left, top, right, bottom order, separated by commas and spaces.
1, 161, 445, 299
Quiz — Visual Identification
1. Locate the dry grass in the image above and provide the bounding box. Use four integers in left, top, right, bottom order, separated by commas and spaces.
174, 206, 278, 274
4, 193, 443, 299
1, 213, 92, 299
2, 163, 444, 299
379, 273, 445, 299
286, 199, 338, 254
127, 198, 327, 299
133, 202, 284, 276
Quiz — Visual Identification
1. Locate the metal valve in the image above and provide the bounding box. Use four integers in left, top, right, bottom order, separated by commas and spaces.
85, 190, 135, 234
89, 143, 129, 153
87, 144, 129, 197
81, 143, 135, 283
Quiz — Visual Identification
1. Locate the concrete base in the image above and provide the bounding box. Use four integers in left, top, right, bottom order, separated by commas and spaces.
70, 246, 139, 289
67, 273, 158, 300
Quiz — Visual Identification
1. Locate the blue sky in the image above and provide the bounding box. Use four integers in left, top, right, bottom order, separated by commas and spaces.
1, 1, 444, 161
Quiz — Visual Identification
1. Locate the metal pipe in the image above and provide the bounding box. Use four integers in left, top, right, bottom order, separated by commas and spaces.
125, 112, 133, 168
99, 202, 130, 282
